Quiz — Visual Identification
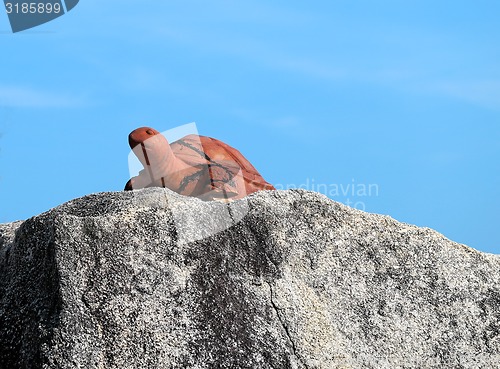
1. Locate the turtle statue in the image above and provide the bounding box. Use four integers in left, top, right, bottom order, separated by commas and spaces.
125, 127, 275, 201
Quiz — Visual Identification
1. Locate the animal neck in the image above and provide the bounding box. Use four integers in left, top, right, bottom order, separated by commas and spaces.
139, 135, 190, 189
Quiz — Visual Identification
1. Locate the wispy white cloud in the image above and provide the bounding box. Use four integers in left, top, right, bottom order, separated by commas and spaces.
148, 4, 500, 112
155, 24, 348, 81
269, 116, 301, 128
0, 85, 87, 108
430, 80, 500, 110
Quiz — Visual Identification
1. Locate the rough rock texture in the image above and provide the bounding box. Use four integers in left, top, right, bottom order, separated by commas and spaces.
0, 188, 499, 369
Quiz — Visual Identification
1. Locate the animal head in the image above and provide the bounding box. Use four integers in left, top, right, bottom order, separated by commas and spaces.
128, 126, 171, 179
128, 126, 161, 150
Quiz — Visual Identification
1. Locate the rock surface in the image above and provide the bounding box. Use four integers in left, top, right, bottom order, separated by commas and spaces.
0, 188, 499, 368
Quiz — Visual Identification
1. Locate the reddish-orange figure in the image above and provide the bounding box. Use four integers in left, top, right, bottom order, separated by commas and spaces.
125, 127, 275, 201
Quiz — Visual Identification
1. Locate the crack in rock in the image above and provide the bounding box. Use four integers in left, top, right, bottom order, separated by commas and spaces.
266, 281, 309, 369
1, 188, 500, 368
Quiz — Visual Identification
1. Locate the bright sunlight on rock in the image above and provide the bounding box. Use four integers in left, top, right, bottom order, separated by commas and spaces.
1, 188, 499, 368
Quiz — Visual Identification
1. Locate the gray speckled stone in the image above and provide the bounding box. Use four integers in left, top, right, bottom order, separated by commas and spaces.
0, 188, 499, 368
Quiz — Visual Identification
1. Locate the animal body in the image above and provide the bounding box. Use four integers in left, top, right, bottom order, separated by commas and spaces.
125, 127, 275, 201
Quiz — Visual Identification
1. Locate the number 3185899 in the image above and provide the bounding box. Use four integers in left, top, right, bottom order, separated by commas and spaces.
5, 2, 62, 14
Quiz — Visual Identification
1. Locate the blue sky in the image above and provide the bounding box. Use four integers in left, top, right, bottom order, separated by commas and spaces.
0, 0, 498, 254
